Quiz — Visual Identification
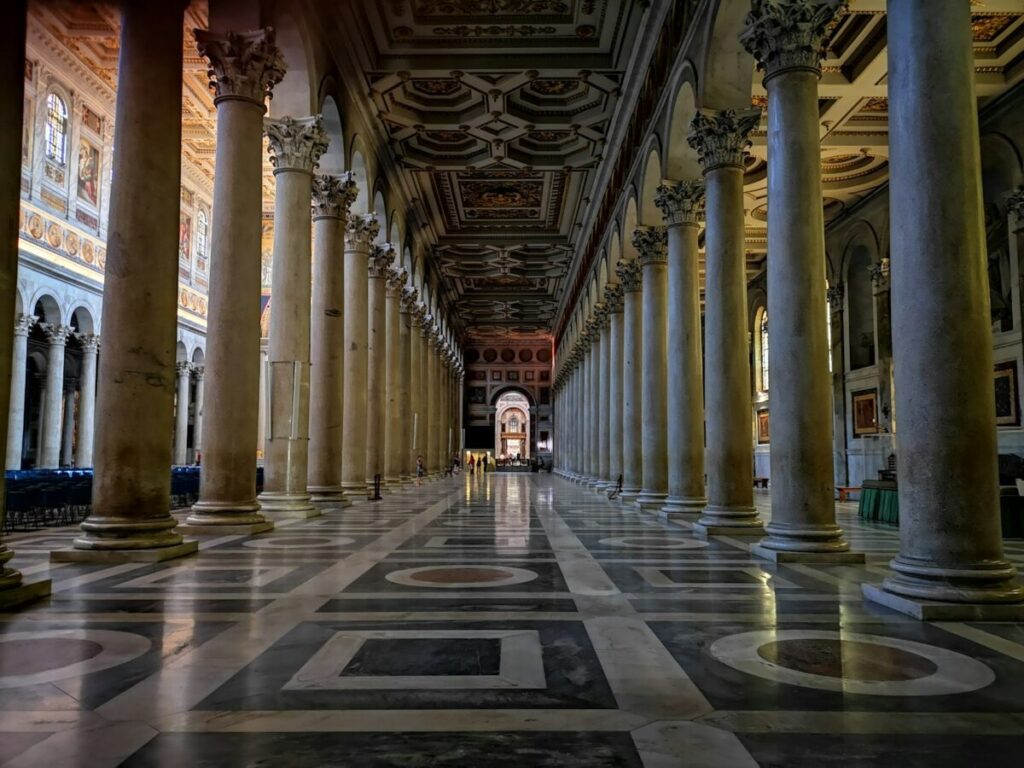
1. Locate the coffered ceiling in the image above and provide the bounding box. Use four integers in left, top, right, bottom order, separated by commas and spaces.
328, 0, 653, 341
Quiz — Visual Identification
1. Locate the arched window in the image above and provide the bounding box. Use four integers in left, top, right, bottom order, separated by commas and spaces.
759, 310, 770, 392
196, 209, 209, 264
45, 93, 68, 164
509, 416, 519, 433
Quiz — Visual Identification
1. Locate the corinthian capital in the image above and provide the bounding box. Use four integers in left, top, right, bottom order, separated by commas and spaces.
264, 115, 329, 174
195, 28, 286, 107
387, 267, 408, 296
345, 214, 380, 250
633, 226, 668, 266
740, 0, 846, 80
1008, 185, 1024, 229
369, 243, 396, 279
13, 314, 36, 336
655, 180, 705, 227
603, 282, 623, 314
312, 172, 358, 220
616, 258, 643, 293
77, 332, 100, 352
401, 286, 419, 315
687, 109, 761, 172
40, 323, 70, 346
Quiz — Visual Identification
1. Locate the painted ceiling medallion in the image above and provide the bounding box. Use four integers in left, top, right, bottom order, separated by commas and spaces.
526, 129, 571, 142
411, 78, 462, 95
529, 78, 580, 95
412, 0, 570, 14
424, 130, 470, 142
971, 14, 1016, 43
461, 180, 543, 208
432, 24, 558, 37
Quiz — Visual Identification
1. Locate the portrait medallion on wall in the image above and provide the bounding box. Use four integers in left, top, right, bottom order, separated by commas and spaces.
756, 409, 770, 444
994, 360, 1020, 426
852, 389, 878, 437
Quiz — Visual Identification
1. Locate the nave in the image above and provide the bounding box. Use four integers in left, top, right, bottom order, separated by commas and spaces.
2, 474, 1024, 767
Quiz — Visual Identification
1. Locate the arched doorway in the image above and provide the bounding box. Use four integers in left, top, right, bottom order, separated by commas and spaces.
495, 391, 530, 464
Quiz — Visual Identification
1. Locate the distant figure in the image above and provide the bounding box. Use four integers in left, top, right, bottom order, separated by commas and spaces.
469, 455, 476, 475
416, 455, 426, 486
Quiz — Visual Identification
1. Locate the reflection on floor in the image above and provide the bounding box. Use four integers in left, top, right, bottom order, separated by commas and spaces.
2, 475, 1024, 767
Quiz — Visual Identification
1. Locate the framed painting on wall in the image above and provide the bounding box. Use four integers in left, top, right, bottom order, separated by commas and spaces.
756, 409, 770, 444
852, 389, 878, 437
994, 360, 1020, 426
490, 370, 502, 381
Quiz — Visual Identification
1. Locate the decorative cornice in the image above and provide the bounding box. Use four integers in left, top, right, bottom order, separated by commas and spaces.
616, 258, 643, 293
195, 28, 286, 108
633, 226, 668, 266
369, 243, 396, 279
740, 0, 846, 81
264, 115, 329, 174
603, 282, 624, 314
655, 180, 706, 227
345, 214, 380, 250
14, 314, 36, 337
312, 172, 358, 220
687, 109, 761, 172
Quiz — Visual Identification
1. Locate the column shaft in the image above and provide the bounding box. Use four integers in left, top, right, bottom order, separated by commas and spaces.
6, 317, 33, 471
173, 362, 191, 465
39, 326, 68, 469
365, 245, 392, 488
383, 269, 404, 485
619, 261, 643, 500
597, 317, 610, 487
636, 227, 669, 509
607, 290, 624, 493
74, 336, 98, 468
60, 384, 75, 466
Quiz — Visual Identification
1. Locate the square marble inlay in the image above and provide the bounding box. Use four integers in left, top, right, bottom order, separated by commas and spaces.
116, 565, 296, 589
283, 630, 546, 691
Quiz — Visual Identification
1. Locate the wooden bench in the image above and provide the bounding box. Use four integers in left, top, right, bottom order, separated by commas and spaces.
753, 477, 769, 489
836, 486, 860, 502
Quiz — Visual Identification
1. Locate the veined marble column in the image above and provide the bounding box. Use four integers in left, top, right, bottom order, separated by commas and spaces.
587, 320, 601, 485
742, 0, 858, 561
60, 0, 196, 562
605, 284, 624, 495
398, 286, 417, 482
0, 0, 50, 607
74, 333, 97, 468
191, 365, 204, 461
416, 308, 432, 475
366, 244, 394, 489
827, 285, 848, 488
578, 328, 591, 483
257, 115, 328, 518
6, 314, 35, 471
688, 109, 765, 536
308, 173, 357, 504
384, 266, 406, 486
634, 226, 669, 511
656, 181, 707, 515
409, 301, 424, 472
173, 362, 191, 465
59, 382, 76, 466
423, 325, 436, 475
618, 259, 643, 501
863, 0, 1024, 618
429, 336, 442, 474
39, 324, 69, 469
188, 28, 282, 533
340, 214, 378, 499
596, 305, 611, 491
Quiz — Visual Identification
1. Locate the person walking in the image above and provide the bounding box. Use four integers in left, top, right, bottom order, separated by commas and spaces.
415, 455, 426, 486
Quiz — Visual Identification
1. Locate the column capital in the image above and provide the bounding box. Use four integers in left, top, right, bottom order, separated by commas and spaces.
655, 180, 706, 227
312, 172, 358, 220
592, 303, 610, 334
870, 257, 890, 291
14, 313, 36, 337
40, 323, 70, 346
633, 225, 668, 266
77, 332, 100, 352
369, 242, 396, 279
387, 267, 408, 297
195, 28, 286, 108
176, 361, 193, 377
826, 283, 844, 311
264, 115, 328, 174
616, 258, 643, 293
191, 365, 205, 381
740, 0, 846, 81
1007, 185, 1024, 229
345, 214, 380, 250
603, 282, 624, 314
687, 108, 761, 172
401, 285, 420, 315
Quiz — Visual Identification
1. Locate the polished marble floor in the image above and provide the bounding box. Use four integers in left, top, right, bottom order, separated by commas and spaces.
2, 474, 1024, 767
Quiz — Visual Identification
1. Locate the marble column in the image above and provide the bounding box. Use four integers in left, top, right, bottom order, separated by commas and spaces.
863, 0, 1024, 618
741, 0, 857, 560
384, 266, 406, 486
827, 285, 848, 488
605, 284, 624, 495
60, 382, 76, 466
0, 0, 50, 607
618, 259, 643, 501
39, 324, 69, 469
340, 215, 378, 498
187, 28, 282, 534
688, 109, 765, 536
398, 286, 416, 482
577, 328, 591, 483
596, 305, 611, 491
191, 365, 204, 462
589, 320, 602, 485
634, 226, 669, 511
173, 362, 191, 465
428, 335, 441, 474
74, 333, 98, 468
307, 173, 357, 504
366, 243, 393, 489
6, 314, 35, 471
409, 302, 424, 473
416, 307, 431, 475
656, 181, 707, 515
59, 0, 196, 562
257, 115, 328, 518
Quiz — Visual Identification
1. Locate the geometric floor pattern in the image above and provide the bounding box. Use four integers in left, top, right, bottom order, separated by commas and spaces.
2, 474, 1024, 766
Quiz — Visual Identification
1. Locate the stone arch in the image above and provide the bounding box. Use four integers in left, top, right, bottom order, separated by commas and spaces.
265, 0, 317, 118
318, 88, 346, 175
843, 235, 878, 371
31, 293, 61, 325
192, 347, 205, 366
622, 194, 639, 263
607, 224, 622, 280
696, 0, 756, 111
373, 188, 387, 244
348, 137, 370, 213
490, 385, 535, 407
389, 216, 402, 254
665, 73, 702, 181
175, 340, 188, 364
69, 306, 95, 334
638, 140, 664, 226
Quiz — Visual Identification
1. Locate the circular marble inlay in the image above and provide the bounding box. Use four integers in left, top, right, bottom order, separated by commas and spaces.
385, 564, 539, 589
0, 629, 151, 689
242, 535, 355, 549
598, 536, 709, 550
709, 629, 995, 696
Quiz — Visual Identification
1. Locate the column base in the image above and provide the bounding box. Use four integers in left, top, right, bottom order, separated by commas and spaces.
866, 556, 1024, 609
0, 578, 52, 610
256, 491, 320, 519
309, 486, 353, 507
52, 540, 198, 563
751, 544, 865, 564
862, 582, 1024, 621
692, 505, 764, 538
754, 522, 860, 561
618, 486, 642, 503
186, 500, 271, 532
660, 496, 707, 516
634, 491, 667, 512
